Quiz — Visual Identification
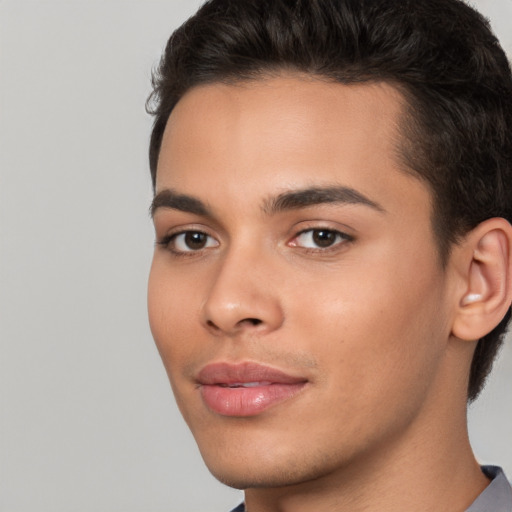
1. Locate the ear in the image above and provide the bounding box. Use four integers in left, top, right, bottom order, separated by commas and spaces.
451, 218, 512, 341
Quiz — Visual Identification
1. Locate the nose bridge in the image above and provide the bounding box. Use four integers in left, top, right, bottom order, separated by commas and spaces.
202, 239, 283, 335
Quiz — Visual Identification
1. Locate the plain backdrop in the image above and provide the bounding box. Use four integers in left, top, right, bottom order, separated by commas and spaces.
1, 1, 511, 511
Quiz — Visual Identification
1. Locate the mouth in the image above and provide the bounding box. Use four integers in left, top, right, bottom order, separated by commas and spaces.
197, 362, 308, 417
218, 381, 272, 388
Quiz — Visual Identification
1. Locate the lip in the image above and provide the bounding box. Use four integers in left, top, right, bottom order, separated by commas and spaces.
197, 362, 308, 417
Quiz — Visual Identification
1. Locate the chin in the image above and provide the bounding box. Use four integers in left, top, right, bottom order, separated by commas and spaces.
199, 440, 348, 490
205, 462, 318, 490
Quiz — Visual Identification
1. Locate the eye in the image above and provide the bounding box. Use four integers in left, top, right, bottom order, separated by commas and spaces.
164, 231, 219, 253
290, 228, 352, 249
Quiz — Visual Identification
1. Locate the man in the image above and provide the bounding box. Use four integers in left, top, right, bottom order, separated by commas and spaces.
146, 0, 512, 510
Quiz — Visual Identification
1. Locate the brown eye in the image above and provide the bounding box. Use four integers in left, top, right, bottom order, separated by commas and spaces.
170, 231, 219, 253
291, 228, 352, 250
184, 232, 208, 250
312, 230, 337, 248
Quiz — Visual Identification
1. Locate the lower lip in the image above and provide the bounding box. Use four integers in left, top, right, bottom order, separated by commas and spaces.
200, 383, 306, 417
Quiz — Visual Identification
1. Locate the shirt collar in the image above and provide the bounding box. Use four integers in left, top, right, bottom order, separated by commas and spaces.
465, 466, 512, 512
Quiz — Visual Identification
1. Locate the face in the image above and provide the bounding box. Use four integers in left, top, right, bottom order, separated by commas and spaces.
148, 76, 458, 489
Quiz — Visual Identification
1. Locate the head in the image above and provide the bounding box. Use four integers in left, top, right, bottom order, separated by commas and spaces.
146, 0, 512, 494
147, 0, 512, 402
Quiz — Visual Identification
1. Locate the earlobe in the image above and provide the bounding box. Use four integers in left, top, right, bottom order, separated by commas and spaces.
451, 218, 512, 341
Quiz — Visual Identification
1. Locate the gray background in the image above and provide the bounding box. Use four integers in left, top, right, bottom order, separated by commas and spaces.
0, 1, 511, 511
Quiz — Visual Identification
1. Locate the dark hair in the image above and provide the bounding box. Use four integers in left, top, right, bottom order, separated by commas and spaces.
147, 0, 512, 401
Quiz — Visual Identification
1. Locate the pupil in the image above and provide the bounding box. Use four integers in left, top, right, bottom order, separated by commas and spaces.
312, 230, 336, 247
185, 232, 207, 249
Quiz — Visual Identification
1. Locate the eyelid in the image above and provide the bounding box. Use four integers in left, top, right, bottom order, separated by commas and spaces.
175, 232, 219, 252
288, 226, 354, 251
156, 225, 220, 256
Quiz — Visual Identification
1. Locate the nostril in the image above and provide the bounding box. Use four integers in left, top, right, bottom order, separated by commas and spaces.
206, 320, 219, 329
244, 318, 263, 326
204, 317, 264, 332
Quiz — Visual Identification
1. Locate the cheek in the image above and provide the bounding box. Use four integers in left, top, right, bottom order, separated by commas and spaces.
147, 258, 201, 369
289, 284, 445, 448
147, 263, 207, 428
292, 251, 448, 396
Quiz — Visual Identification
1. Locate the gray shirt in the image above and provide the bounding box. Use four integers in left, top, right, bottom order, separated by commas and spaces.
466, 466, 512, 512
230, 466, 512, 512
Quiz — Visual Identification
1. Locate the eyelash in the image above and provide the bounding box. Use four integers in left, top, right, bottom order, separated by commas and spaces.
157, 230, 218, 257
157, 227, 354, 257
291, 227, 354, 250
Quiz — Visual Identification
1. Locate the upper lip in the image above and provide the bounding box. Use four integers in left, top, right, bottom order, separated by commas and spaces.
197, 362, 308, 386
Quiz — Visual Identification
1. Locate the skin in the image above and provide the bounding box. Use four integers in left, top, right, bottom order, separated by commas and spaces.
148, 76, 490, 511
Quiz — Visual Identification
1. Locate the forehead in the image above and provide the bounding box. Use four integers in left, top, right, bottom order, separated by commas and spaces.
156, 75, 428, 219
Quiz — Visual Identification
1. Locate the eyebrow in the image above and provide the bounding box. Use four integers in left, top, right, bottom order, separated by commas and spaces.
150, 185, 385, 218
263, 186, 385, 214
151, 189, 210, 217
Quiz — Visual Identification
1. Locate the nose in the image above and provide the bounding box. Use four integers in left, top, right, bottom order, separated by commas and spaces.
201, 248, 284, 336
